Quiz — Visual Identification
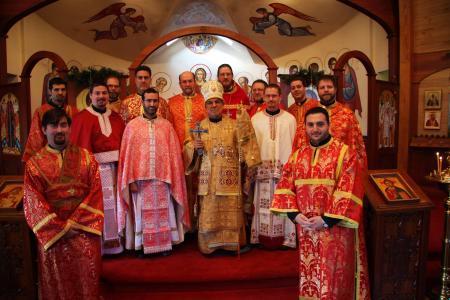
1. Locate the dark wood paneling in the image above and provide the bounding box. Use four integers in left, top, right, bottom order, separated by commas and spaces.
365, 169, 433, 300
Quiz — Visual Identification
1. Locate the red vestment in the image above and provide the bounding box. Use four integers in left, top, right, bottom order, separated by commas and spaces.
22, 103, 78, 162
222, 82, 250, 119
70, 107, 125, 254
168, 93, 207, 147
248, 102, 266, 117
117, 116, 189, 253
168, 93, 206, 230
292, 101, 367, 170
70, 107, 125, 154
24, 144, 103, 300
119, 93, 171, 123
271, 138, 370, 300
288, 98, 319, 150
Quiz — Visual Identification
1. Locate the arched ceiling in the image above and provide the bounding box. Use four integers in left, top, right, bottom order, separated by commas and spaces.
33, 0, 365, 61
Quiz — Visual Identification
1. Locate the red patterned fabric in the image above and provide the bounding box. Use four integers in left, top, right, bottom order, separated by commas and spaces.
292, 101, 367, 170
70, 107, 125, 254
288, 98, 319, 150
119, 93, 171, 123
22, 103, 78, 163
222, 82, 250, 119
168, 93, 207, 147
117, 117, 190, 236
270, 138, 370, 300
23, 144, 103, 300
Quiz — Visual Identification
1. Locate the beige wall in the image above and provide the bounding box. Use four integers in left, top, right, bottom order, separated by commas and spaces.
7, 11, 388, 135
7, 14, 130, 115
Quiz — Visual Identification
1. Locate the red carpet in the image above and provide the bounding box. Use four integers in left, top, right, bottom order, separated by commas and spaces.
101, 236, 298, 299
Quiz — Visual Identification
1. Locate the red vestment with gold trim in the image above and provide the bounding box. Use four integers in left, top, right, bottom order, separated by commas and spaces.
271, 138, 370, 300
168, 93, 206, 147
288, 98, 319, 149
222, 82, 250, 119
292, 101, 367, 170
22, 103, 78, 162
168, 93, 206, 230
119, 93, 171, 123
23, 144, 103, 300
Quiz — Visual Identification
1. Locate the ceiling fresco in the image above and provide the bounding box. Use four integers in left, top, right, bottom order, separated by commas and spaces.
35, 0, 359, 61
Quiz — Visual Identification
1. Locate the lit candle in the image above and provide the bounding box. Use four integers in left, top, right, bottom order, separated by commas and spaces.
440, 156, 443, 175
436, 152, 440, 174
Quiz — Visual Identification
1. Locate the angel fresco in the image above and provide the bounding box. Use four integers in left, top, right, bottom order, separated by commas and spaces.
84, 2, 147, 41
250, 3, 321, 37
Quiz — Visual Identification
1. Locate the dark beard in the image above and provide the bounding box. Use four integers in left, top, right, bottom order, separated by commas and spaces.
223, 83, 233, 92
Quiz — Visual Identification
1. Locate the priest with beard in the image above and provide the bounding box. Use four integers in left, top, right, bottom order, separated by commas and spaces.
292, 75, 367, 170
288, 76, 319, 150
23, 77, 78, 162
168, 71, 207, 230
24, 108, 103, 299
117, 87, 189, 255
217, 64, 250, 119
70, 82, 125, 255
120, 65, 171, 123
106, 75, 122, 114
248, 79, 268, 117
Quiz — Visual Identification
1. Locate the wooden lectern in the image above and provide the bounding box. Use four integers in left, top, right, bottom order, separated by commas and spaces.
365, 169, 433, 299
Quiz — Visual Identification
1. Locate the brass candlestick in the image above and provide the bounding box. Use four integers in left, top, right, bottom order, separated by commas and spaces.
428, 151, 450, 299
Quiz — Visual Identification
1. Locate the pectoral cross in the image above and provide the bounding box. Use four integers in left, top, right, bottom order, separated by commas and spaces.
190, 122, 208, 156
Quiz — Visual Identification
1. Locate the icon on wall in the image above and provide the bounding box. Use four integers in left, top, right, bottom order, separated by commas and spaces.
1, 93, 21, 155
182, 34, 218, 54
424, 110, 441, 130
424, 90, 441, 110
152, 72, 172, 94
378, 89, 396, 149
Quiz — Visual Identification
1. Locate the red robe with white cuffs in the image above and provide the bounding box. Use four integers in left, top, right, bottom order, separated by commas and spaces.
70, 106, 125, 254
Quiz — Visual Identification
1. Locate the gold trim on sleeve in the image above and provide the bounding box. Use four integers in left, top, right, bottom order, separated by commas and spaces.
335, 144, 348, 179
33, 213, 57, 233
333, 191, 363, 206
270, 208, 299, 213
68, 220, 102, 236
79, 203, 104, 217
295, 179, 335, 186
43, 222, 71, 251
323, 212, 359, 228
274, 189, 296, 196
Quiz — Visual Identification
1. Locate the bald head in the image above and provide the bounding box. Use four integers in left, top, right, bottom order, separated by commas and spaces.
179, 71, 196, 96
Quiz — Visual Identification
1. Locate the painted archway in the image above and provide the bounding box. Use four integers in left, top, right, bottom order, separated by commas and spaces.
128, 26, 279, 94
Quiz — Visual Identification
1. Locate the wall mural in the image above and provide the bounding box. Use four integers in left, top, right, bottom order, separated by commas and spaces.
182, 34, 218, 54
1, 93, 21, 155
249, 3, 321, 37
235, 72, 254, 98
173, 1, 225, 26
152, 72, 172, 94
378, 90, 396, 148
84, 2, 147, 41
343, 62, 362, 117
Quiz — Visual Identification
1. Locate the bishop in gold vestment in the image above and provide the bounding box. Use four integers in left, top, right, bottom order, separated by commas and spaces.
186, 80, 260, 254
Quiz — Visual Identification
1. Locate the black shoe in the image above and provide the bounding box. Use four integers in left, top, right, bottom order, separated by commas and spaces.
238, 245, 252, 254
